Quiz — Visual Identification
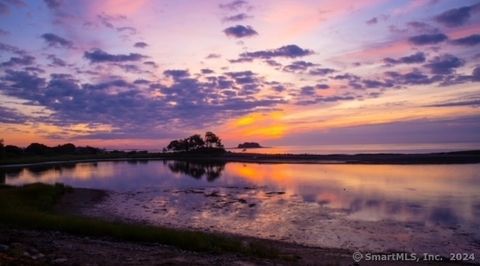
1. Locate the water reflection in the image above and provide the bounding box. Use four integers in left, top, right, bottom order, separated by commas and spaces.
165, 161, 225, 181
2, 160, 480, 255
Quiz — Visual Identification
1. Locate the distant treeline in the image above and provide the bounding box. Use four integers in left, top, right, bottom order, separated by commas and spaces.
0, 140, 149, 159
0, 132, 226, 160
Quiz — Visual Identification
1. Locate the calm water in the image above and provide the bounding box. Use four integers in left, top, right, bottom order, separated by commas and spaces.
226, 142, 480, 154
2, 160, 480, 257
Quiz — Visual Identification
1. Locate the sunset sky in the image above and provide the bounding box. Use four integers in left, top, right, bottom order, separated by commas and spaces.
0, 0, 479, 149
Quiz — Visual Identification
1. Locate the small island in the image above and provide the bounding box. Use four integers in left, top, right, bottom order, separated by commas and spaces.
237, 142, 263, 149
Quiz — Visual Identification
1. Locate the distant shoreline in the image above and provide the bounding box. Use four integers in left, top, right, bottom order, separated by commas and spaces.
1, 150, 479, 167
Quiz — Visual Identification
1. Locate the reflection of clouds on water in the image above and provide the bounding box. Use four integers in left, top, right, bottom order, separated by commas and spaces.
3, 160, 480, 256
4, 162, 113, 185
87, 186, 480, 257
4, 161, 480, 228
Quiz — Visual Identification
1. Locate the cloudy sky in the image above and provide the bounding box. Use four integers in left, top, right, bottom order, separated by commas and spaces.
0, 0, 479, 148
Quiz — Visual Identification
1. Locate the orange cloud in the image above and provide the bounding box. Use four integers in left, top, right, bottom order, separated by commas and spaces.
220, 112, 287, 142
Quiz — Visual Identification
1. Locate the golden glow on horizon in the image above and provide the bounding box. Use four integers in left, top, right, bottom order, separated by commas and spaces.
235, 116, 255, 126
222, 112, 287, 141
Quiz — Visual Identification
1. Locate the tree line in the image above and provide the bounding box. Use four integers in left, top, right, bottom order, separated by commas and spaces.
165, 132, 224, 152
0, 131, 225, 160
0, 140, 106, 158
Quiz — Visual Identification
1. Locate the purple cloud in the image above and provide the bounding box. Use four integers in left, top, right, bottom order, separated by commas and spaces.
451, 34, 480, 46
238, 44, 314, 60
134, 41, 148, 48
43, 0, 61, 10
384, 70, 438, 86
219, 0, 248, 11
434, 3, 480, 27
282, 61, 316, 72
84, 49, 146, 63
41, 33, 73, 48
366, 17, 378, 25
473, 66, 480, 81
206, 53, 221, 59
163, 69, 190, 79
47, 54, 67, 67
201, 69, 214, 74
384, 52, 426, 65
0, 42, 25, 55
316, 84, 329, 89
409, 33, 448, 45
425, 54, 464, 75
309, 67, 335, 76
300, 86, 316, 96
0, 106, 27, 124
0, 55, 35, 68
0, 2, 9, 15
223, 13, 251, 22
223, 25, 257, 38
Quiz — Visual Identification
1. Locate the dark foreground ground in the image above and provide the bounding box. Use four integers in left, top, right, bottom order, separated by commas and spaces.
1, 227, 475, 266
1, 187, 476, 266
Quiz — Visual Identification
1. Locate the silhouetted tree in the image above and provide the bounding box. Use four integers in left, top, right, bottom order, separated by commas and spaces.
205, 132, 223, 148
167, 140, 183, 151
0, 168, 5, 184
186, 134, 205, 150
76, 146, 102, 154
0, 139, 4, 160
53, 143, 76, 154
5, 145, 23, 155
25, 143, 51, 155
166, 132, 225, 152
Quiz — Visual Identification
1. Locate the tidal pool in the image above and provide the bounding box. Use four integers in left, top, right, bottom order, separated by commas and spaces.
2, 160, 480, 258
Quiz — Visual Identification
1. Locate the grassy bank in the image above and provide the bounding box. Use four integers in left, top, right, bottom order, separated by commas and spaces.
0, 183, 278, 258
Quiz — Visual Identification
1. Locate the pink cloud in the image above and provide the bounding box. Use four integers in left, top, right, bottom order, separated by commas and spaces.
333, 39, 412, 62
263, 0, 385, 41
88, 0, 150, 16
390, 1, 434, 16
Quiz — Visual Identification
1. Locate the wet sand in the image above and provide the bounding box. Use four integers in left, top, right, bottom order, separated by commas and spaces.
83, 187, 480, 258
44, 187, 479, 265
1, 187, 476, 265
